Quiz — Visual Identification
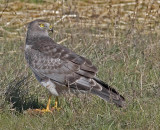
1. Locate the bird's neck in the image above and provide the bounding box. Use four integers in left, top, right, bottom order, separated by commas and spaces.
26, 31, 49, 45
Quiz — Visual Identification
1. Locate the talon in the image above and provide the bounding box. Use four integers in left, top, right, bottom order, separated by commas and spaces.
51, 106, 61, 111
27, 95, 60, 114
35, 108, 52, 113
51, 97, 61, 111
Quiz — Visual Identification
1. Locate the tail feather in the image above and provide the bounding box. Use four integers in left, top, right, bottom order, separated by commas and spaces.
91, 78, 125, 107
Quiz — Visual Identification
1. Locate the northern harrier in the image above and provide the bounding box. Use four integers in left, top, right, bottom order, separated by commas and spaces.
25, 19, 125, 112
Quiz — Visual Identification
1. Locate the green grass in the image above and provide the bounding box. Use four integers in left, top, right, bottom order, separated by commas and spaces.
1, 25, 160, 129
20, 0, 43, 3
1, 0, 160, 129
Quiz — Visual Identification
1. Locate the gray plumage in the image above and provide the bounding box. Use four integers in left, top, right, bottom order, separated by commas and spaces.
25, 19, 125, 107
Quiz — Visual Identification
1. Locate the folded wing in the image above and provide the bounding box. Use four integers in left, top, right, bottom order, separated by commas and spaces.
25, 37, 125, 107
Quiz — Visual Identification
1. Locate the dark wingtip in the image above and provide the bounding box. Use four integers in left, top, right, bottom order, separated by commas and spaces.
115, 96, 126, 108
93, 78, 126, 108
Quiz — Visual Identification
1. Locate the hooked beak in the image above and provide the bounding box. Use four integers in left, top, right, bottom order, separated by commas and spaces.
49, 25, 53, 33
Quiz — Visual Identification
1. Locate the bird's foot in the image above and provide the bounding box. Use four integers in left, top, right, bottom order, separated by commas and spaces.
26, 96, 61, 114
27, 108, 53, 114
27, 104, 60, 114
51, 106, 61, 111
51, 100, 61, 111
35, 108, 53, 113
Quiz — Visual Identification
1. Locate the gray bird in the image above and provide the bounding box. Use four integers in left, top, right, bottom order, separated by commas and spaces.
25, 19, 125, 112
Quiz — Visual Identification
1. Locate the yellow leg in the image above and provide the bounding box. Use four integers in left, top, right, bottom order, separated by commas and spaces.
46, 95, 52, 111
27, 95, 60, 114
51, 97, 61, 111
35, 94, 52, 113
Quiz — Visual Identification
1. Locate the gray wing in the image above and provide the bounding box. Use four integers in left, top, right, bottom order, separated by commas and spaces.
25, 37, 125, 107
25, 37, 102, 92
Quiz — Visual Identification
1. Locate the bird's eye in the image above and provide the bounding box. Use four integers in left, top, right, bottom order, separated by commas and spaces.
49, 25, 52, 29
39, 24, 44, 28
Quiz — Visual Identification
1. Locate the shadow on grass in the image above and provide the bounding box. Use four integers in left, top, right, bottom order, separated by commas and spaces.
5, 75, 45, 113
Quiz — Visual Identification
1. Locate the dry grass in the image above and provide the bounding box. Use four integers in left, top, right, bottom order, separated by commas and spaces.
0, 0, 160, 129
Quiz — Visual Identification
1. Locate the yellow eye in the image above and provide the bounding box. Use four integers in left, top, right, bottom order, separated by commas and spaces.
39, 24, 44, 27
49, 25, 52, 29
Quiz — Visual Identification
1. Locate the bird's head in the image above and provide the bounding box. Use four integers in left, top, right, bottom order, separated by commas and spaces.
27, 19, 53, 37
